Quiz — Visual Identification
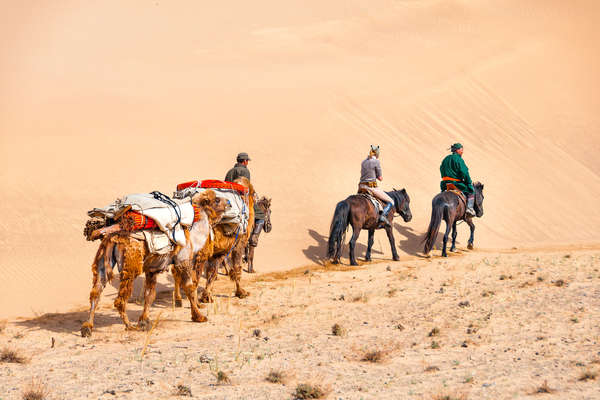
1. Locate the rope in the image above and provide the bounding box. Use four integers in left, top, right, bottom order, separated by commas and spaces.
224, 225, 241, 260
150, 191, 182, 242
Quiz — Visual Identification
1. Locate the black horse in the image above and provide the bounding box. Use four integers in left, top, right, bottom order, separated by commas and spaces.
327, 189, 412, 266
423, 182, 484, 257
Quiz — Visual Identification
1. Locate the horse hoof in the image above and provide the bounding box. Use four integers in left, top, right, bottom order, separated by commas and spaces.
467, 243, 474, 250
247, 269, 256, 274
364, 257, 371, 262
235, 289, 250, 299
80, 324, 92, 338
175, 299, 183, 308
393, 256, 400, 261
442, 253, 448, 257
192, 313, 208, 323
138, 320, 152, 331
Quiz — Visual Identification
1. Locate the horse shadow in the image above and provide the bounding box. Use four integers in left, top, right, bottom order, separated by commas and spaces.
302, 228, 381, 265
393, 223, 446, 258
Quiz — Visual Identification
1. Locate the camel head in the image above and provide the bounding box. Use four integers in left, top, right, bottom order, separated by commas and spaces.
192, 190, 226, 224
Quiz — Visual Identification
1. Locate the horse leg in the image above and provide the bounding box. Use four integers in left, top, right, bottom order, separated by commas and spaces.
247, 245, 256, 273
172, 266, 183, 307
81, 241, 108, 337
385, 225, 400, 261
138, 271, 158, 330
365, 229, 375, 262
450, 222, 458, 252
441, 220, 451, 257
466, 218, 475, 250
348, 225, 361, 266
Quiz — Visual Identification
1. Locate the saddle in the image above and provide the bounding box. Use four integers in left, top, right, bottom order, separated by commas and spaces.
357, 191, 384, 214
445, 183, 467, 207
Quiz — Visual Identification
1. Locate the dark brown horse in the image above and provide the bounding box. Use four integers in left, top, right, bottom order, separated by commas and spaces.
327, 189, 412, 266
245, 196, 272, 273
423, 182, 484, 257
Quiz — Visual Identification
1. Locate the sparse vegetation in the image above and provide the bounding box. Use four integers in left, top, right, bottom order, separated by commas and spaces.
174, 384, 192, 397
428, 327, 440, 337
387, 288, 398, 297
534, 380, 554, 394
265, 370, 286, 384
578, 370, 598, 381
1, 347, 28, 364
21, 379, 49, 400
424, 365, 440, 372
331, 323, 347, 337
554, 279, 566, 287
252, 328, 261, 337
362, 350, 385, 363
351, 292, 369, 303
216, 370, 231, 385
431, 341, 440, 349
293, 383, 327, 399
433, 393, 467, 400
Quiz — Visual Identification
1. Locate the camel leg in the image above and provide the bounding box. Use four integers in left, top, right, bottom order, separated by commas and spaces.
81, 241, 108, 337
172, 266, 183, 307
466, 218, 475, 250
384, 225, 400, 261
230, 244, 249, 298
199, 258, 218, 303
177, 261, 207, 322
365, 229, 375, 261
450, 222, 458, 252
138, 271, 158, 330
114, 268, 138, 331
441, 221, 451, 257
348, 226, 361, 266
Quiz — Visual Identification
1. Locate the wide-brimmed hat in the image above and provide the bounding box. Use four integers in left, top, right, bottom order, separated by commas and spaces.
237, 152, 251, 161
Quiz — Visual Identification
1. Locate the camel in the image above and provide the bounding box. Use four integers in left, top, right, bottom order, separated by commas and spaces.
80, 190, 226, 337
172, 177, 255, 306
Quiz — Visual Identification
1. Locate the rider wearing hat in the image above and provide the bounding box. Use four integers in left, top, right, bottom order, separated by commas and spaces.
224, 151, 266, 244
358, 145, 394, 227
440, 143, 475, 216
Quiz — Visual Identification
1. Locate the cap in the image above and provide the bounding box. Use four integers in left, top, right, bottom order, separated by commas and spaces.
237, 152, 251, 161
450, 143, 463, 152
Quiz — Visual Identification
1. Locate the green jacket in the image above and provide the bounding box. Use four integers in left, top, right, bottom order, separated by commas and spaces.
440, 153, 474, 194
224, 164, 265, 219
224, 163, 251, 183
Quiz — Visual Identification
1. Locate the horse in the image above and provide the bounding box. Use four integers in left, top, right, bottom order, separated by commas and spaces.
80, 190, 226, 337
245, 196, 272, 273
327, 188, 412, 266
423, 182, 484, 257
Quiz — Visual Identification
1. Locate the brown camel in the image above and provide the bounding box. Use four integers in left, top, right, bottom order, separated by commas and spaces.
80, 190, 225, 337
172, 177, 255, 305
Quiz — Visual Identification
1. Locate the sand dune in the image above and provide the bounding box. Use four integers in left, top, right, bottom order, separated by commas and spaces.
1, 0, 599, 318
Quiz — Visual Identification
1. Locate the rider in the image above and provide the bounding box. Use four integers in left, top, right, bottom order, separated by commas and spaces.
358, 145, 394, 227
224, 151, 266, 240
440, 143, 475, 216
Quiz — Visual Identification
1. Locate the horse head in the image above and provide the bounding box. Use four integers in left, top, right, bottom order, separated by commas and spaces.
257, 196, 273, 233
391, 188, 412, 223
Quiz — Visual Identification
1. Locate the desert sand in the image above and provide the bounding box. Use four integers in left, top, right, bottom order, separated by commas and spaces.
1, 0, 599, 398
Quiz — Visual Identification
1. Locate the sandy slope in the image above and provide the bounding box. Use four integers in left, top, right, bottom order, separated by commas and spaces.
1, 0, 599, 318
1, 250, 600, 399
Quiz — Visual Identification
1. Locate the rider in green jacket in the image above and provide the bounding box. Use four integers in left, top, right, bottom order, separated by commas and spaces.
440, 143, 475, 216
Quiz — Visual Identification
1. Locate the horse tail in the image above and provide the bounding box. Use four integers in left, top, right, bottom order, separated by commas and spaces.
423, 201, 446, 255
327, 200, 350, 260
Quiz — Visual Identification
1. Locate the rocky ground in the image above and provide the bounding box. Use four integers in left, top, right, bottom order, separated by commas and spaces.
2, 249, 600, 399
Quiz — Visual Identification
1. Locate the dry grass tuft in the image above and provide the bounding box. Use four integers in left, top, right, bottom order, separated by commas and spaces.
252, 328, 261, 338
425, 365, 440, 372
22, 379, 49, 400
431, 341, 441, 349
387, 288, 398, 297
216, 370, 231, 385
578, 370, 598, 381
361, 349, 388, 363
533, 380, 554, 394
554, 279, 567, 287
428, 327, 440, 337
351, 292, 369, 303
433, 393, 467, 400
1, 347, 28, 364
265, 370, 287, 384
174, 384, 192, 397
331, 323, 347, 337
292, 383, 328, 399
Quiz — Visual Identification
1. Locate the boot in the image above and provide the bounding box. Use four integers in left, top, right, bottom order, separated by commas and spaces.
466, 194, 476, 217
378, 202, 394, 226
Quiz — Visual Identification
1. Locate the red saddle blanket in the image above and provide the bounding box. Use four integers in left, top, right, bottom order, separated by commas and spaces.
176, 180, 248, 195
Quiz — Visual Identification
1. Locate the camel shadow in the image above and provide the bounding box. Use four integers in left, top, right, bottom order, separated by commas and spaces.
302, 228, 381, 265
15, 309, 133, 335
